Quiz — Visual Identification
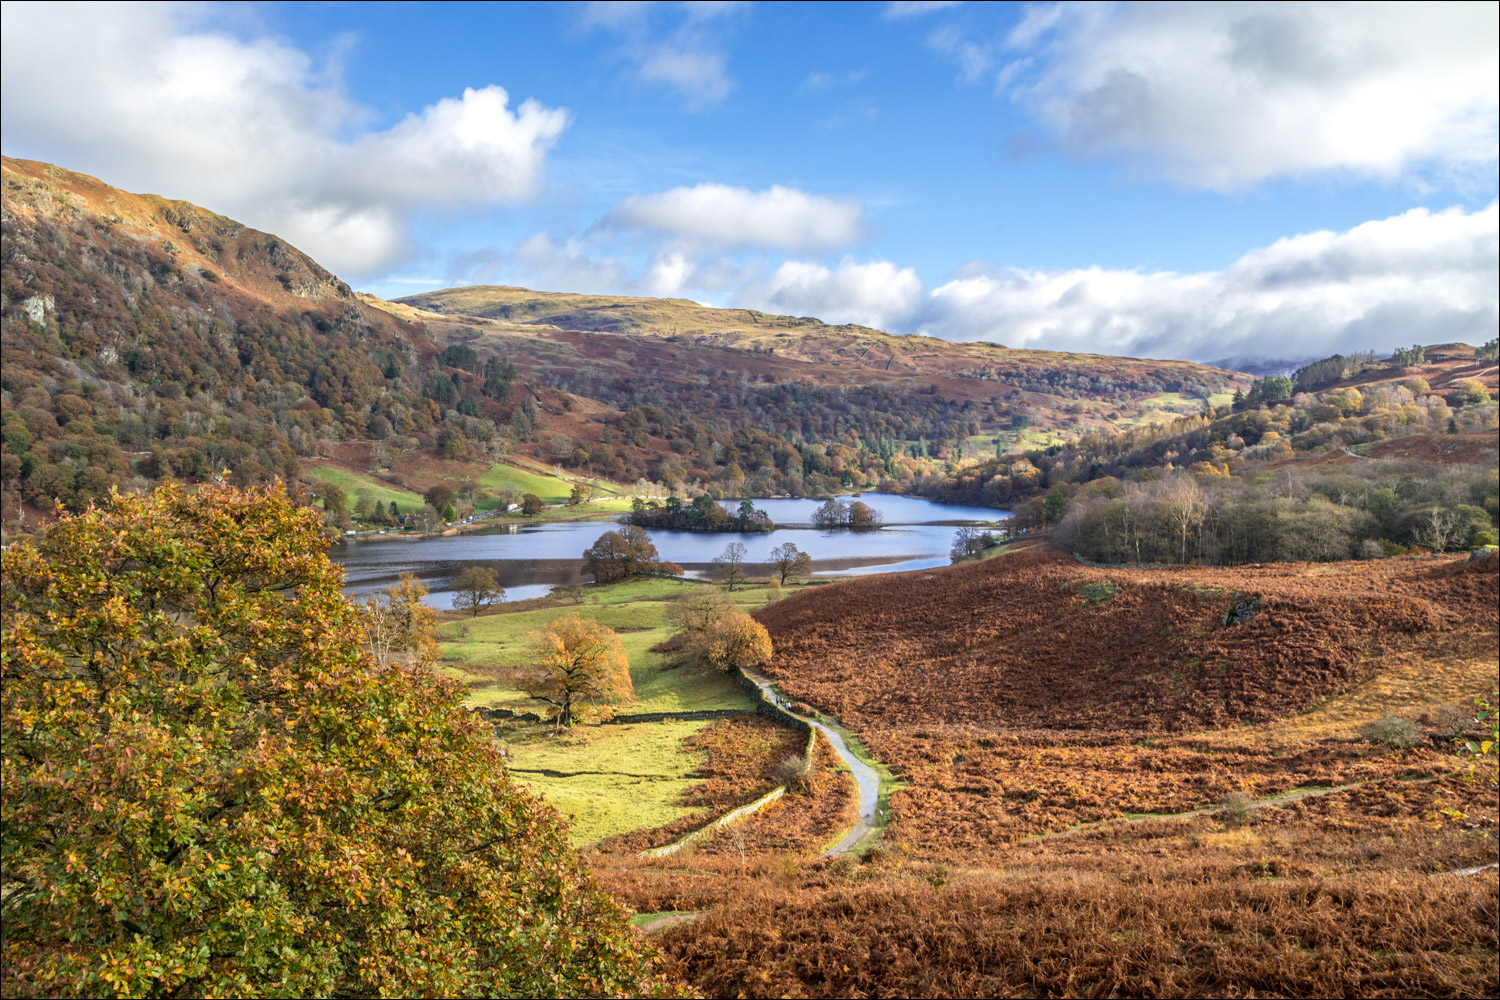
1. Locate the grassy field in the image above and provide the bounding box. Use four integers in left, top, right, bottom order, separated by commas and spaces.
476, 459, 623, 507
304, 464, 426, 510
508, 720, 714, 845
438, 576, 762, 715
435, 576, 810, 846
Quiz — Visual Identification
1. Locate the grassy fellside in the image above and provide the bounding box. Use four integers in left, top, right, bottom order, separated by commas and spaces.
303, 464, 426, 510
477, 459, 622, 506
438, 576, 758, 715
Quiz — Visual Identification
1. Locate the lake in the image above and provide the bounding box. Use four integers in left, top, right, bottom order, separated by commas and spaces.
330, 493, 1009, 610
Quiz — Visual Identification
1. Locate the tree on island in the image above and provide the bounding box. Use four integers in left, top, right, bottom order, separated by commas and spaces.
812, 497, 882, 531
521, 615, 634, 727
627, 494, 772, 532
766, 541, 813, 585
847, 499, 880, 530
0, 483, 678, 998
451, 564, 505, 616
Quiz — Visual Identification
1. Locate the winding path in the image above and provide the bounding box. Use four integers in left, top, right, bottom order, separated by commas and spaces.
741, 668, 883, 856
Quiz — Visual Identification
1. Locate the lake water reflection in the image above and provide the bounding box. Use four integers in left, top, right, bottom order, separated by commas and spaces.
330, 493, 1008, 610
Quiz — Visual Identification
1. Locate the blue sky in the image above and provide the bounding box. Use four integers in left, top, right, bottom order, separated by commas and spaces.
3, 1, 1496, 363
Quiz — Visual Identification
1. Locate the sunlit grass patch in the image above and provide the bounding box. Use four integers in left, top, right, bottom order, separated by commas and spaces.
508, 720, 712, 845
304, 464, 425, 510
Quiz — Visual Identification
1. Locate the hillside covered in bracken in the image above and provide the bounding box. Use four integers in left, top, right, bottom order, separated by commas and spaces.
5, 4, 1499, 997
755, 548, 1496, 734
571, 545, 1500, 999
1, 158, 465, 521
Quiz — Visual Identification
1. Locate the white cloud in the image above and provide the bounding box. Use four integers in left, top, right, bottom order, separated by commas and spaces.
604, 184, 866, 249
704, 205, 1497, 362
497, 232, 629, 294
580, 1, 743, 106
643, 249, 696, 296
0, 3, 568, 275
457, 229, 758, 301
928, 24, 997, 83
431, 206, 1497, 365
917, 203, 1499, 361
736, 259, 926, 328
1004, 2, 1499, 188
637, 48, 733, 104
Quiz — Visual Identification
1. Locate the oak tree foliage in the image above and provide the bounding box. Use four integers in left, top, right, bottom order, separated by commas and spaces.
582, 527, 681, 584
520, 615, 635, 728
666, 593, 773, 673
766, 542, 813, 586
0, 483, 679, 999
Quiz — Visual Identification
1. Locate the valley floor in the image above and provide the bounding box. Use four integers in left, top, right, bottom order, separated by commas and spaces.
442, 551, 1499, 998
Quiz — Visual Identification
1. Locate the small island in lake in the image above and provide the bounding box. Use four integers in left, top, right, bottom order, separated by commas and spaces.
628, 495, 774, 532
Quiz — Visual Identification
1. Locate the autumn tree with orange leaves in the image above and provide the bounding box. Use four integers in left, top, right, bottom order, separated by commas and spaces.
522, 615, 635, 727
0, 483, 682, 999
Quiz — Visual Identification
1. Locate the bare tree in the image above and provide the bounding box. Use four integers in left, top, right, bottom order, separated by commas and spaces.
1160, 476, 1207, 564
1414, 507, 1458, 552
712, 542, 749, 591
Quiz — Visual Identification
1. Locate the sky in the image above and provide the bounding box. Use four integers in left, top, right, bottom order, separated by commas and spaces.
2, 1, 1496, 365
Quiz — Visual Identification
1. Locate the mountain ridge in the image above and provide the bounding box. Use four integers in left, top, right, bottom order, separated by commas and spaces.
4, 156, 1253, 532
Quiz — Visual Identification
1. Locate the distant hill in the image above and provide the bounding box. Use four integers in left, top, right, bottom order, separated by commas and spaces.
395, 284, 1248, 407
3, 157, 1252, 533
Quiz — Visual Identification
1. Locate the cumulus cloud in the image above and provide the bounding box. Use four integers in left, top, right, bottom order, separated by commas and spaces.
713, 206, 1496, 362
457, 229, 759, 301
0, 3, 568, 275
916, 203, 1499, 360
434, 205, 1497, 366
736, 259, 926, 328
580, 1, 743, 106
603, 184, 866, 249
1003, 2, 1499, 188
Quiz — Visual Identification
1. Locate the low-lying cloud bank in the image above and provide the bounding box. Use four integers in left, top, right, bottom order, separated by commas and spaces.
733, 203, 1499, 362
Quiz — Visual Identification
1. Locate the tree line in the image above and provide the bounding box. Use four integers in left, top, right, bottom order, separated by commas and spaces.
1052, 464, 1496, 566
